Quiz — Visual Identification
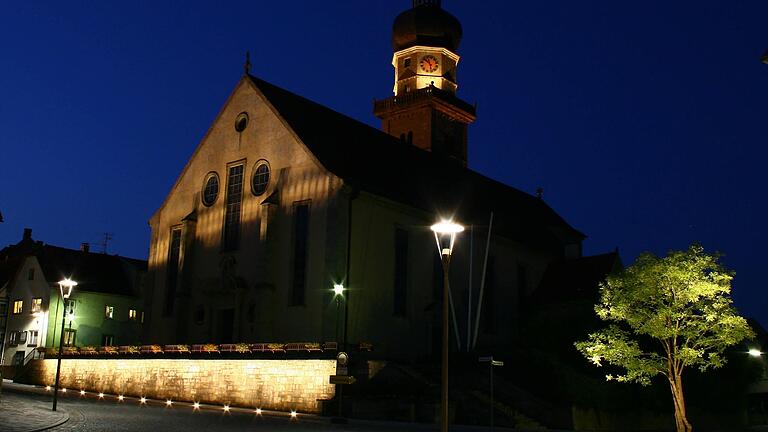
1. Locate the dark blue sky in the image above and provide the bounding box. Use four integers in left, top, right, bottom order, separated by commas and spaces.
2, 1, 766, 325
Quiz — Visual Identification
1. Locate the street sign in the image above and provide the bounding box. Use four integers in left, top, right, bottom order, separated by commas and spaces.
491, 360, 504, 367
330, 375, 356, 385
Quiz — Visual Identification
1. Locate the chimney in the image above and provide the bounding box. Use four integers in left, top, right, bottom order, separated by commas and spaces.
23, 228, 32, 241
80, 243, 90, 253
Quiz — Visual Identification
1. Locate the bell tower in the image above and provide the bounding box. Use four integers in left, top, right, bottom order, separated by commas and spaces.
374, 0, 476, 165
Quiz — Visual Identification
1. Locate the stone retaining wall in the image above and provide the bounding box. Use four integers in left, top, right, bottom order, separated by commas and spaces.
25, 358, 336, 413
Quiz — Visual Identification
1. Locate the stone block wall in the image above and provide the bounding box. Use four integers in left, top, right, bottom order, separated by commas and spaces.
25, 359, 336, 413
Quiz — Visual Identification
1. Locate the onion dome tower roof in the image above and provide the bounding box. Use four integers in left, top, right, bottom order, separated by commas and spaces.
392, 0, 463, 52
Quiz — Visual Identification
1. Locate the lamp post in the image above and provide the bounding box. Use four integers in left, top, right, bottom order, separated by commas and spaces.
431, 220, 464, 432
53, 278, 76, 412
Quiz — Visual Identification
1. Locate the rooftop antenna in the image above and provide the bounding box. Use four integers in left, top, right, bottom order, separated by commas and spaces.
244, 51, 251, 75
99, 232, 114, 254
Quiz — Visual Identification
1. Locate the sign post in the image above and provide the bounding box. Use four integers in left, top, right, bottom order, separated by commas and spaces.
479, 356, 504, 430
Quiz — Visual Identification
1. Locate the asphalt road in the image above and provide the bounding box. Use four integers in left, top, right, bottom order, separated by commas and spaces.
7, 390, 468, 432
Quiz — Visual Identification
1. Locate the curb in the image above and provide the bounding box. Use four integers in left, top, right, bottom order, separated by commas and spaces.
1, 383, 70, 432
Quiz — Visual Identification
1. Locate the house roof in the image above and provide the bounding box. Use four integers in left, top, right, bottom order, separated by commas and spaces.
248, 74, 585, 249
0, 233, 146, 297
532, 251, 622, 304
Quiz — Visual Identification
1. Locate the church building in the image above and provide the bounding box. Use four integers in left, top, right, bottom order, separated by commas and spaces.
144, 0, 595, 359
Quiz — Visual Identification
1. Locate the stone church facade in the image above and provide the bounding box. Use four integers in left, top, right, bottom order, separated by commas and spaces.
144, 0, 591, 359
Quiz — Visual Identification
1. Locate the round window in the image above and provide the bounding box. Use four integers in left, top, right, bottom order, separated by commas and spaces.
235, 112, 249, 132
202, 173, 219, 206
252, 161, 270, 196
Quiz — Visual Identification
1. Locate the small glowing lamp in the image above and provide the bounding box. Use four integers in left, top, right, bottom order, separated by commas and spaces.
98, 392, 105, 399
166, 399, 173, 406
140, 397, 147, 404
61, 388, 67, 393
290, 410, 298, 418
333, 283, 344, 297
430, 220, 464, 257
223, 404, 230, 412
80, 390, 86, 396
255, 408, 262, 415
749, 348, 763, 357
193, 402, 201, 410
45, 386, 51, 391
118, 395, 125, 402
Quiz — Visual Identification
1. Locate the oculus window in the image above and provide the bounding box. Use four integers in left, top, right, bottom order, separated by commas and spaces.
251, 160, 270, 196
202, 172, 219, 206
235, 112, 249, 132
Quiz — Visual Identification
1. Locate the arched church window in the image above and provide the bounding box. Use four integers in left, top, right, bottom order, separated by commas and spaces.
234, 112, 249, 132
202, 172, 219, 206
251, 160, 270, 196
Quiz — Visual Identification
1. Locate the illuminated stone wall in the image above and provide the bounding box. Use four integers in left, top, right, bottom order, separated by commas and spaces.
26, 358, 336, 413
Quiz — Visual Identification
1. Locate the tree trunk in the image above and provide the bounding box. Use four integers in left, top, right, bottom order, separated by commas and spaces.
669, 374, 693, 432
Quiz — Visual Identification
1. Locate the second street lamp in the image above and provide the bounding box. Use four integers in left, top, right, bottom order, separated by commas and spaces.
53, 278, 76, 412
431, 220, 464, 432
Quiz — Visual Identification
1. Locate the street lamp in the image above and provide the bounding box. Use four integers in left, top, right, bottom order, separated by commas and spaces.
53, 278, 76, 412
431, 220, 464, 432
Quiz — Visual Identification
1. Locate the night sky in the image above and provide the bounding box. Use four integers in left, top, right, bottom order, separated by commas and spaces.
2, 2, 766, 325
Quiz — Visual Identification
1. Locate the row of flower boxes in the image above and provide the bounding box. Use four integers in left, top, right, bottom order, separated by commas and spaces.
50, 342, 344, 356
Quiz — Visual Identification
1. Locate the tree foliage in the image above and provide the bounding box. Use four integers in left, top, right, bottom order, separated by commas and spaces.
575, 245, 754, 431
576, 244, 753, 383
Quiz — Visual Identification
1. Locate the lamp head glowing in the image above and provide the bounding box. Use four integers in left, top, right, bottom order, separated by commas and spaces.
58, 278, 77, 299
333, 283, 344, 297
749, 348, 763, 357
430, 221, 464, 234
193, 402, 201, 410
431, 220, 464, 257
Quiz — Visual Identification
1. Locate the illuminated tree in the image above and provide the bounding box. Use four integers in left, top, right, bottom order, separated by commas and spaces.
575, 245, 754, 432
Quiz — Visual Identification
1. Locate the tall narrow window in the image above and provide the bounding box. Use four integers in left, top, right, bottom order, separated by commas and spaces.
164, 227, 182, 316
129, 309, 137, 321
12, 300, 22, 314
63, 329, 76, 346
483, 257, 496, 333
223, 164, 244, 251
28, 330, 38, 346
393, 228, 409, 316
31, 298, 42, 313
290, 202, 310, 306
105, 305, 114, 319
517, 263, 528, 310
102, 334, 114, 346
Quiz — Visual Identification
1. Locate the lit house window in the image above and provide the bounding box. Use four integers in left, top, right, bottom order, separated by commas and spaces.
28, 330, 38, 346
12, 300, 23, 314
105, 305, 114, 319
31, 298, 42, 313
63, 329, 76, 346
17, 331, 27, 345
129, 309, 137, 320
8, 331, 18, 346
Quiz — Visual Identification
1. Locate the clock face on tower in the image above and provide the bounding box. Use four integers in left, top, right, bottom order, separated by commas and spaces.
419, 55, 439, 73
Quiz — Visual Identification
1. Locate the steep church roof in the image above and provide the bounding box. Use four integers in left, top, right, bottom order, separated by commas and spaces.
247, 74, 584, 248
